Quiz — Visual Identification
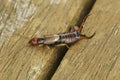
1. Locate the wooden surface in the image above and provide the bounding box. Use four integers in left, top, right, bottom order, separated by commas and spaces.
52, 0, 120, 80
0, 0, 95, 80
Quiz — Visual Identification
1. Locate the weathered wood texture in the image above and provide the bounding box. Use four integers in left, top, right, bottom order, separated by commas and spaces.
52, 0, 120, 80
0, 0, 95, 80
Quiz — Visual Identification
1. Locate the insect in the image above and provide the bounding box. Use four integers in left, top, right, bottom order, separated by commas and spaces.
29, 15, 95, 48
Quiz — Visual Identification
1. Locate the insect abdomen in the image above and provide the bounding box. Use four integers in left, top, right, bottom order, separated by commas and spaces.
59, 31, 80, 44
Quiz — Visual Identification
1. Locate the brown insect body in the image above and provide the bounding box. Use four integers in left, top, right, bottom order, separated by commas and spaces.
29, 15, 95, 47
29, 26, 95, 47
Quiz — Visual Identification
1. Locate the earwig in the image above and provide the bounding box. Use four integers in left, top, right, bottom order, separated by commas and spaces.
29, 15, 95, 48
29, 26, 95, 48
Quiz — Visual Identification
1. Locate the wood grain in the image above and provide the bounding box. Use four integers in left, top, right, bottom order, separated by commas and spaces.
52, 0, 120, 80
0, 0, 95, 80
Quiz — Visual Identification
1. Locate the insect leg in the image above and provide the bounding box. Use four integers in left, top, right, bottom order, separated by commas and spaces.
38, 44, 44, 47
40, 44, 51, 49
69, 26, 80, 32
56, 44, 70, 48
46, 45, 51, 49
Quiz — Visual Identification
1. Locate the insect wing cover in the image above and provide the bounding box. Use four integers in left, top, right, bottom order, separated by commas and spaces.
44, 34, 60, 44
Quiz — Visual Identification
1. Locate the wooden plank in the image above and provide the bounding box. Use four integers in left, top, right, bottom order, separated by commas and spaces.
52, 0, 120, 80
0, 0, 95, 80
